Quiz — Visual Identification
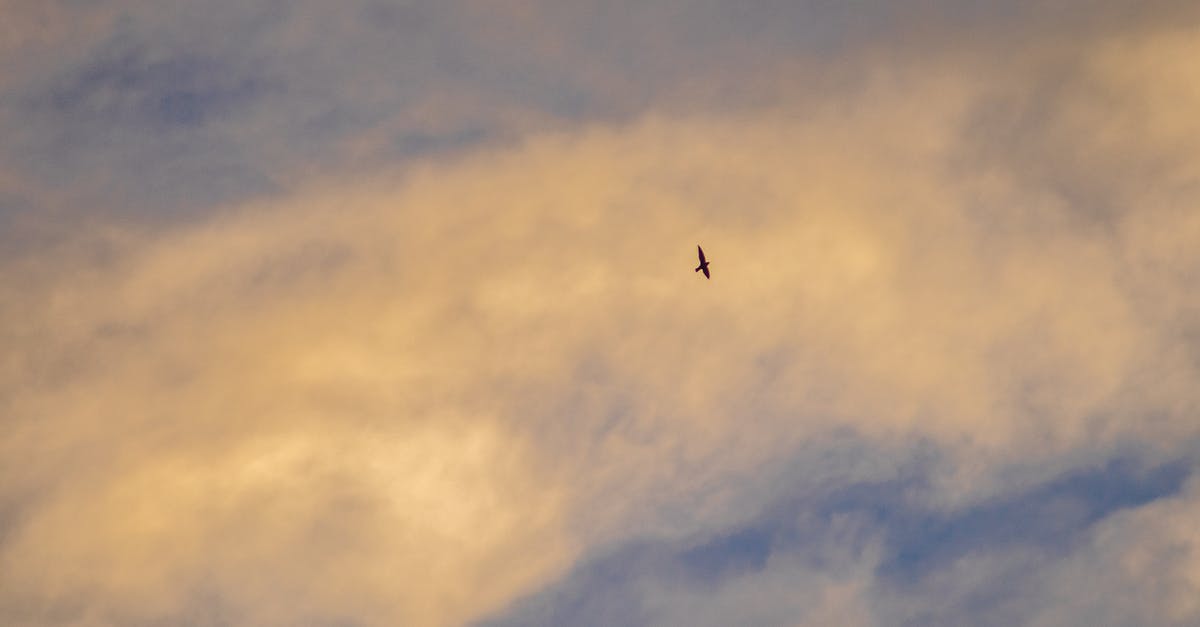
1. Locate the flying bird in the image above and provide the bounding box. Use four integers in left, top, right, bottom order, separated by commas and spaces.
695, 244, 711, 279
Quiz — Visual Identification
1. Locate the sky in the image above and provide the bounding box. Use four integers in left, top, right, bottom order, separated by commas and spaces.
2, 1, 1199, 625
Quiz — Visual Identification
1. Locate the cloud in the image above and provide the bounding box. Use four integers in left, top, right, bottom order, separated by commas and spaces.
5, 86, 1198, 622
13, 0, 1197, 220
484, 448, 1193, 626
2, 2, 1200, 626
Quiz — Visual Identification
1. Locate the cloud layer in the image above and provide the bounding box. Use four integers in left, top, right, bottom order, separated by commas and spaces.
2, 2, 1199, 626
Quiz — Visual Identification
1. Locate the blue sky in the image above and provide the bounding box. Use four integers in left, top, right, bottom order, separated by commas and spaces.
2, 2, 1200, 626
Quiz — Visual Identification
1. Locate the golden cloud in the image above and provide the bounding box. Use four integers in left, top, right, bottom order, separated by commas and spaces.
2, 22, 1199, 625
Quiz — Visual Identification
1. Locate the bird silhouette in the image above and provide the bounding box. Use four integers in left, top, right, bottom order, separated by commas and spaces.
695, 244, 711, 279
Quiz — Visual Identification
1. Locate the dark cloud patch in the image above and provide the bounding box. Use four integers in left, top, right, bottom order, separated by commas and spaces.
6, 2, 1200, 177
1, 28, 281, 220
0, 191, 41, 254
393, 127, 493, 159
7, 0, 1195, 226
34, 38, 270, 130
678, 527, 773, 586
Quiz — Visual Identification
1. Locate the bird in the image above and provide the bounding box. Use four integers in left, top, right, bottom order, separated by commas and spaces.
695, 244, 711, 279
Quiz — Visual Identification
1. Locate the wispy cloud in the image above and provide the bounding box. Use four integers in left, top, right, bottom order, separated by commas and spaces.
2, 2, 1199, 626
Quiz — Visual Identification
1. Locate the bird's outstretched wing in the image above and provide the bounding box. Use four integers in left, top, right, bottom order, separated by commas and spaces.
702, 266, 711, 279
697, 245, 706, 264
